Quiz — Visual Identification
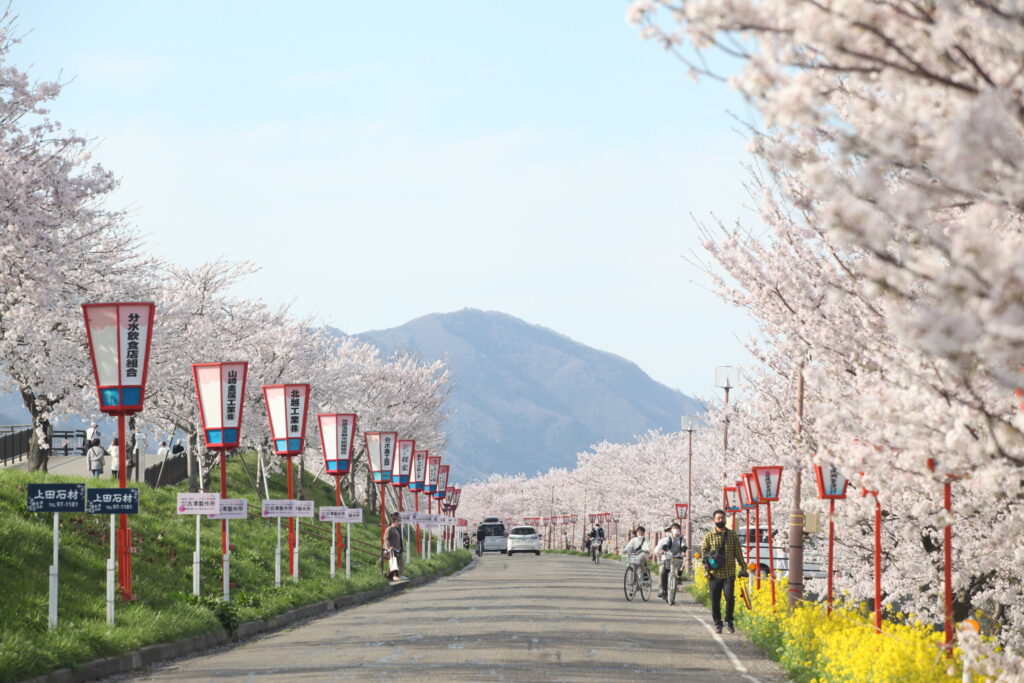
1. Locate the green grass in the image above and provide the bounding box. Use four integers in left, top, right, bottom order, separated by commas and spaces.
0, 461, 470, 682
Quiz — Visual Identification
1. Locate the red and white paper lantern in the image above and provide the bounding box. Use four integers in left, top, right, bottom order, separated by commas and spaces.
317, 413, 357, 475
262, 383, 310, 455
364, 432, 397, 483
83, 302, 156, 414
752, 466, 784, 502
193, 362, 248, 450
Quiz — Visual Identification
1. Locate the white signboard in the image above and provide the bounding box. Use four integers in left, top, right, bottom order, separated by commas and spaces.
319, 506, 349, 522
753, 466, 784, 501
261, 499, 295, 518
294, 500, 315, 518
177, 493, 221, 515
208, 498, 247, 520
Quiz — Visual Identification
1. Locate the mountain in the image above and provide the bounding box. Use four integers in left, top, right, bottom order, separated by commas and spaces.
355, 309, 703, 482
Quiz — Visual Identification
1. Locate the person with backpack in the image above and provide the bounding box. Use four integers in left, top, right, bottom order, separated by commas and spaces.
653, 522, 687, 599
700, 509, 748, 634
85, 438, 106, 478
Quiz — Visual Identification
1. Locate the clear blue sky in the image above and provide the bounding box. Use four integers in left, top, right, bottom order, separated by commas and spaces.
14, 1, 758, 398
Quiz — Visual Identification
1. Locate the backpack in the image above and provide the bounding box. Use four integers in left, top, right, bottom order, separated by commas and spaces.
704, 531, 729, 573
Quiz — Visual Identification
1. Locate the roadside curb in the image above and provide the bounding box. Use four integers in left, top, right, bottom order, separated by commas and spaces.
27, 555, 476, 683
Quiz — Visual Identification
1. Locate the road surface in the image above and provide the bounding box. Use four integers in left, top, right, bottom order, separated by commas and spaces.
132, 553, 786, 681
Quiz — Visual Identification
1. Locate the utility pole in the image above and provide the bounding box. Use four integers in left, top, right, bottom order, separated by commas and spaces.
788, 363, 806, 608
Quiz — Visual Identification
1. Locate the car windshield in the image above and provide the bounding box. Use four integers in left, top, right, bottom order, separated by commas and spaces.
479, 523, 505, 537
510, 527, 536, 535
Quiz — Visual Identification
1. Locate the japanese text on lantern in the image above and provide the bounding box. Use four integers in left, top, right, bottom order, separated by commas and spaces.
289, 389, 301, 434
225, 369, 238, 422
125, 313, 140, 378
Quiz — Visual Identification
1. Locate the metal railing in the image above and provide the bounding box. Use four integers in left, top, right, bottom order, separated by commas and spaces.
144, 453, 188, 488
0, 426, 31, 466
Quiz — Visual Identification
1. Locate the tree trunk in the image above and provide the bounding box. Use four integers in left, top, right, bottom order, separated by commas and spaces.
22, 389, 51, 472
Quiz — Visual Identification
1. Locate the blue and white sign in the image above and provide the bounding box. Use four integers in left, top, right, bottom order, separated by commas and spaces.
27, 484, 86, 513
87, 488, 140, 514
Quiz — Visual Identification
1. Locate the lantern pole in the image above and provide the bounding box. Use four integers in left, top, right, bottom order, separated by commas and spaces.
943, 479, 953, 655
117, 413, 131, 599
755, 500, 761, 590
415, 491, 421, 556
874, 493, 882, 633
286, 455, 296, 577
335, 475, 344, 571
827, 498, 835, 615
766, 499, 776, 609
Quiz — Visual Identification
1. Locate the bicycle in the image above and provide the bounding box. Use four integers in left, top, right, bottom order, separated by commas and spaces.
591, 539, 603, 564
662, 556, 684, 605
623, 552, 652, 602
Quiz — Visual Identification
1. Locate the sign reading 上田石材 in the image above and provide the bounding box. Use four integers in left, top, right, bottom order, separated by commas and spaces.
88, 488, 140, 515
27, 484, 86, 513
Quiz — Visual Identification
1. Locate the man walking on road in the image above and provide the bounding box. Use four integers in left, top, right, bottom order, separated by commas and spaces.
700, 510, 748, 634
385, 515, 405, 581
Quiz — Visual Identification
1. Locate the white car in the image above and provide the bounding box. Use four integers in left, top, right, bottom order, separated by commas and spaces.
507, 526, 542, 556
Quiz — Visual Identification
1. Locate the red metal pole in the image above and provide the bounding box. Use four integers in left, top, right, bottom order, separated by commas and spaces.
379, 482, 387, 545
766, 501, 776, 609
415, 492, 421, 553
874, 496, 882, 633
286, 456, 295, 576
755, 503, 761, 589
334, 476, 343, 569
220, 449, 228, 583
944, 481, 953, 655
827, 499, 835, 616
744, 508, 751, 572
117, 413, 132, 600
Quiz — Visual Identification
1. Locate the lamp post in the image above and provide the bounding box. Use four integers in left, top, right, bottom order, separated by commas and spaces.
859, 473, 883, 634
434, 465, 450, 554
752, 465, 784, 609
714, 367, 741, 507
317, 413, 357, 576
424, 455, 441, 558
364, 432, 397, 542
813, 460, 848, 615
193, 362, 249, 600
742, 472, 762, 589
681, 415, 699, 574
83, 302, 156, 601
410, 449, 427, 555
262, 383, 311, 579
928, 457, 959, 655
393, 438, 415, 552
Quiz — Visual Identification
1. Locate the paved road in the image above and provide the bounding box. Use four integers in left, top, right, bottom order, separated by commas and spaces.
132, 553, 787, 682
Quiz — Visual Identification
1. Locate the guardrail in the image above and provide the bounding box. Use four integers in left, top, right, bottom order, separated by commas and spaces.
0, 426, 31, 466
145, 453, 188, 488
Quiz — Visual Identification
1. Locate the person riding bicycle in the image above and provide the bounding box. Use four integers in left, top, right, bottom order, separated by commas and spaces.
589, 523, 605, 547
653, 522, 687, 599
621, 525, 651, 564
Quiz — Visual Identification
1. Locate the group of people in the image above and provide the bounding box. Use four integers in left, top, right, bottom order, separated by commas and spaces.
620, 510, 748, 634
82, 423, 186, 480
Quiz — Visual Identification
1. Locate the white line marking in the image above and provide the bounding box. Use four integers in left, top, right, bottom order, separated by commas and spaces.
690, 613, 761, 682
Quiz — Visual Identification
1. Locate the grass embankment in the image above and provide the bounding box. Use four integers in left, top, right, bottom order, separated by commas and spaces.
0, 462, 470, 682
689, 567, 967, 682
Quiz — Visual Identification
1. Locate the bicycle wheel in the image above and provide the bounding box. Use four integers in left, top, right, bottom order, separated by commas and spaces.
639, 567, 652, 601
668, 570, 677, 605
623, 566, 636, 601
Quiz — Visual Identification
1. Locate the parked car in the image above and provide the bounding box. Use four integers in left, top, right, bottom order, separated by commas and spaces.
737, 526, 826, 579
507, 526, 542, 556
477, 519, 508, 553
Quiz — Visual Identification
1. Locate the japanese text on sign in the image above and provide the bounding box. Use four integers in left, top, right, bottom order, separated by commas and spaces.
176, 493, 221, 515
27, 484, 86, 513
87, 488, 140, 514
208, 498, 247, 520
262, 499, 295, 518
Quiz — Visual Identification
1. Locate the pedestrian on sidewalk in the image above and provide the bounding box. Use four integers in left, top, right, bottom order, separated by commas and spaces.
700, 509, 748, 634
109, 437, 120, 480
86, 438, 106, 478
476, 525, 486, 556
384, 514, 405, 581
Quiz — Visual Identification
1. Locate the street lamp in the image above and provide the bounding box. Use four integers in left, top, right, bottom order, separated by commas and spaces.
317, 413, 357, 574
752, 465, 784, 609
193, 361, 249, 600
393, 438, 415, 551
434, 465, 450, 554
364, 431, 397, 541
741, 472, 763, 588
262, 383, 310, 580
813, 460, 847, 615
410, 449, 428, 554
714, 367, 741, 506
681, 415, 699, 574
82, 302, 156, 601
